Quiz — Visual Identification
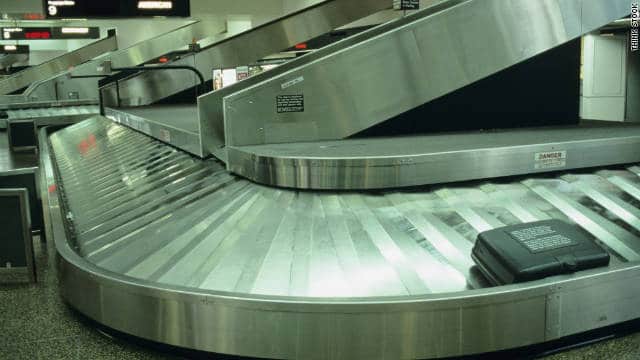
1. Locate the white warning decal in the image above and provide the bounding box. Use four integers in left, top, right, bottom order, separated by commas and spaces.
534, 151, 567, 170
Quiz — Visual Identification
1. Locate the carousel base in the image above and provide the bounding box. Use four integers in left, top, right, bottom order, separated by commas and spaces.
41, 117, 640, 359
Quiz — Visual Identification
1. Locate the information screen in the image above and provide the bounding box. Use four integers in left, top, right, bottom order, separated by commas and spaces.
44, 0, 190, 18
1, 45, 29, 54
2, 27, 51, 40
1, 27, 100, 40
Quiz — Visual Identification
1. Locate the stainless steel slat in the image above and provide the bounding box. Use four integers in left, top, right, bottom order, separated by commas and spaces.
49, 116, 640, 300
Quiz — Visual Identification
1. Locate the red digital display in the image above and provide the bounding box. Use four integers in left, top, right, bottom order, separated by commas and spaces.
23, 13, 46, 20
25, 31, 51, 39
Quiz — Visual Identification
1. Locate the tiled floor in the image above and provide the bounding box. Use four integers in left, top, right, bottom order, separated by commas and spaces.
0, 236, 173, 360
1, 235, 639, 360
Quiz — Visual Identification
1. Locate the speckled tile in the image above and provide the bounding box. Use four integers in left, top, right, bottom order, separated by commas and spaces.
544, 333, 640, 360
0, 338, 78, 360
0, 286, 87, 347
76, 329, 178, 360
35, 337, 80, 360
0, 341, 39, 360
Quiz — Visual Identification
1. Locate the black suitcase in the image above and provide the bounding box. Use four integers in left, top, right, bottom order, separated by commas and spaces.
471, 219, 610, 285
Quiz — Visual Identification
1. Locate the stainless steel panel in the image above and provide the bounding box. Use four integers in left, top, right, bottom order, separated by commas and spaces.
0, 65, 102, 106
69, 21, 226, 77
545, 268, 640, 338
0, 20, 226, 106
104, 105, 204, 157
101, 56, 200, 107
197, 0, 464, 158
0, 53, 28, 70
6, 105, 99, 126
0, 98, 97, 111
226, 122, 640, 189
0, 131, 38, 173
0, 94, 29, 108
42, 117, 640, 359
101, 0, 392, 108
0, 36, 118, 96
221, 0, 629, 148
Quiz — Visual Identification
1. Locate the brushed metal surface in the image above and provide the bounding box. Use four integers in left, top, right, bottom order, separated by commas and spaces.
0, 36, 118, 96
227, 122, 640, 189
68, 21, 225, 77
1, 20, 226, 106
104, 105, 204, 157
43, 117, 640, 359
5, 105, 99, 126
101, 0, 391, 108
0, 99, 97, 111
197, 0, 466, 158
0, 131, 38, 173
0, 53, 28, 70
221, 0, 629, 148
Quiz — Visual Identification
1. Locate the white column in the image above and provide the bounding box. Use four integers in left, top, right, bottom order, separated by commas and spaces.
581, 33, 628, 121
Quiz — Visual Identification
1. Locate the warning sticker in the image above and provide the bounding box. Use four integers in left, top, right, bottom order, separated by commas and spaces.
509, 225, 577, 253
276, 95, 304, 113
534, 150, 566, 170
159, 129, 171, 143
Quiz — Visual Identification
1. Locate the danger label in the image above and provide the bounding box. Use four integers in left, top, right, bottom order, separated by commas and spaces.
276, 95, 304, 113
534, 150, 566, 170
159, 129, 171, 143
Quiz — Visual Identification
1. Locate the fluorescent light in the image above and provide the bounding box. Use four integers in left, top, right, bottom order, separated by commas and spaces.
61, 27, 89, 34
48, 0, 75, 5
137, 1, 173, 10
4, 45, 17, 51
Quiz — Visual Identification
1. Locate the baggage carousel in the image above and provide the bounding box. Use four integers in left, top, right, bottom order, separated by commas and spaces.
41, 116, 640, 359
34, 0, 637, 358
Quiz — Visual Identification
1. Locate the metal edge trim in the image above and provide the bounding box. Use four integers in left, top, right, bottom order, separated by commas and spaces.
226, 134, 640, 189
104, 109, 205, 158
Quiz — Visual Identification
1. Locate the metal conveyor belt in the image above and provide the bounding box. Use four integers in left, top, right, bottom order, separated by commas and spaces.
43, 117, 640, 359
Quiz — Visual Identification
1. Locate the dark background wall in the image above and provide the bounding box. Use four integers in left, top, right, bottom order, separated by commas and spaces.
356, 39, 582, 137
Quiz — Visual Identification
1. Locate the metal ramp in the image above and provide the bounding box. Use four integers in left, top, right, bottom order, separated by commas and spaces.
0, 34, 117, 96
0, 20, 226, 107
215, 0, 629, 146
99, 0, 392, 107
0, 53, 29, 72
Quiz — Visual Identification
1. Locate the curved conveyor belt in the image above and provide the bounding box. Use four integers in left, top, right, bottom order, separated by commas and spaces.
42, 117, 640, 359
